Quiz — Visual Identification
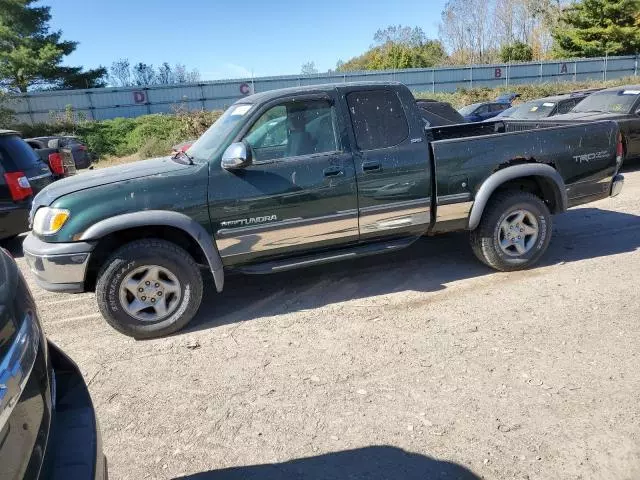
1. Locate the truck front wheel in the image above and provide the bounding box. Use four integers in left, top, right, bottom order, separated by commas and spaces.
95, 239, 203, 339
470, 191, 552, 271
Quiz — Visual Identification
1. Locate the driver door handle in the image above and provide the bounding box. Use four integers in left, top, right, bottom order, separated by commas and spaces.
323, 166, 343, 177
362, 161, 381, 172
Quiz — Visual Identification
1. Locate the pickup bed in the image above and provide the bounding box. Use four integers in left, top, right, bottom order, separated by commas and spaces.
23, 82, 624, 338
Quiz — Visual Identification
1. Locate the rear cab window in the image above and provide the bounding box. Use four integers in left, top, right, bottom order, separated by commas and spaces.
346, 89, 409, 150
0, 135, 43, 172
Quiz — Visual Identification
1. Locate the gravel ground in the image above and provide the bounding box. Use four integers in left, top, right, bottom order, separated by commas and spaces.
10, 167, 640, 480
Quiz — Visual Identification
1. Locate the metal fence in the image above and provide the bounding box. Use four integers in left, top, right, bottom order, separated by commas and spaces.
7, 54, 639, 124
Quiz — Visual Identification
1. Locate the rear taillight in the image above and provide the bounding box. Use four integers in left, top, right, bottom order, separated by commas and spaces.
616, 133, 624, 165
4, 172, 33, 201
48, 152, 64, 175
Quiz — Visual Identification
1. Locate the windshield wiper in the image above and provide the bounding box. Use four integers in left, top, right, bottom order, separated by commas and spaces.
172, 149, 194, 165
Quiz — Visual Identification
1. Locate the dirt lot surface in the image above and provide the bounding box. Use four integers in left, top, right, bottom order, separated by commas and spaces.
11, 167, 640, 480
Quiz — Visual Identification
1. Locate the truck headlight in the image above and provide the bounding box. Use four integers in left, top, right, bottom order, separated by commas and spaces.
32, 207, 70, 235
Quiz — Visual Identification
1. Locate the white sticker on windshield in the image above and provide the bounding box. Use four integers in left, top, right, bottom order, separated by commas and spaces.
231, 105, 252, 115
622, 90, 640, 95
543, 102, 555, 107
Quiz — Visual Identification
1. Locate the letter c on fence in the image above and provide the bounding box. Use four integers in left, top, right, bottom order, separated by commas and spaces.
240, 83, 251, 95
494, 68, 502, 78
133, 91, 146, 104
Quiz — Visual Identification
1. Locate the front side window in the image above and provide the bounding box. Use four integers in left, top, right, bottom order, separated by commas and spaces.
245, 99, 339, 162
346, 90, 409, 151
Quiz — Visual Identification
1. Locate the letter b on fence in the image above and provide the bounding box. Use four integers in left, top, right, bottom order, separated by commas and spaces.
495, 68, 502, 78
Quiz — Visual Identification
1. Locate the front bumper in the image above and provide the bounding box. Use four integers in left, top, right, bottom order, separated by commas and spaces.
23, 233, 95, 293
610, 173, 624, 197
44, 341, 107, 480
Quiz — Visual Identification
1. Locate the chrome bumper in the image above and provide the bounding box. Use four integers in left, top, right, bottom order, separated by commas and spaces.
23, 233, 95, 293
611, 174, 624, 197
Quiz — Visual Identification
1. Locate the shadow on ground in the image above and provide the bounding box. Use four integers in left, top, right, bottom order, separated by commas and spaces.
173, 446, 479, 480
184, 206, 640, 333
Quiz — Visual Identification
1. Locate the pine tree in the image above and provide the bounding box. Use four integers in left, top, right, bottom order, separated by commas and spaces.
552, 0, 640, 57
0, 0, 106, 92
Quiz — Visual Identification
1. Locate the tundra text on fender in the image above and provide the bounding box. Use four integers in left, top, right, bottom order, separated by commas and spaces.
23, 82, 625, 339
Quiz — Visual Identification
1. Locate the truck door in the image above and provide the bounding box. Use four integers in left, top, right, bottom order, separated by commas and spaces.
211, 94, 359, 264
346, 88, 432, 241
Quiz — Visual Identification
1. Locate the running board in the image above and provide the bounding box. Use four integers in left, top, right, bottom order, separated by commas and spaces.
232, 237, 418, 275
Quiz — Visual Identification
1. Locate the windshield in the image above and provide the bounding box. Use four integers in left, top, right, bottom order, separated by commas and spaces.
186, 104, 253, 162
572, 89, 640, 114
458, 103, 481, 116
508, 101, 557, 119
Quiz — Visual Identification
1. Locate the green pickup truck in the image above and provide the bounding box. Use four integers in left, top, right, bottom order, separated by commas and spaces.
23, 82, 624, 338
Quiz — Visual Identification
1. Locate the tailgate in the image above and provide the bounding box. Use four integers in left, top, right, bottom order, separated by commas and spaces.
60, 148, 77, 176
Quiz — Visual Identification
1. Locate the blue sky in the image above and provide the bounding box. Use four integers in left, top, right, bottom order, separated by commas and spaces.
44, 0, 448, 81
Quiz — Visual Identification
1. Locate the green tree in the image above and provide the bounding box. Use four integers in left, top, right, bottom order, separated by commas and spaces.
338, 25, 447, 71
0, 0, 106, 92
552, 0, 640, 57
500, 41, 534, 62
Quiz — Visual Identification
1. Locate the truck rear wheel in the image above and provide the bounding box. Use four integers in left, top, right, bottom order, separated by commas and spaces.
95, 239, 203, 339
470, 191, 552, 271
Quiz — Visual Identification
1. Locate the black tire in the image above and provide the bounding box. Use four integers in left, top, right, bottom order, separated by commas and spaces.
95, 239, 203, 339
470, 191, 552, 272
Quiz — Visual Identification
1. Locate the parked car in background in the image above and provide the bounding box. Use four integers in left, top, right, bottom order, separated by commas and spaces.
458, 95, 518, 122
1, 130, 53, 241
172, 140, 195, 154
26, 136, 92, 174
416, 99, 466, 126
491, 93, 590, 121
0, 247, 107, 479
552, 85, 640, 162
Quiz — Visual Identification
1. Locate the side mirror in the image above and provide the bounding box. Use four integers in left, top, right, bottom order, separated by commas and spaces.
636, 108, 640, 116
221, 142, 252, 170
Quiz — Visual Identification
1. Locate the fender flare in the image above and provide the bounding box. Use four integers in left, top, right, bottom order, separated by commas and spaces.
468, 163, 567, 230
79, 210, 224, 292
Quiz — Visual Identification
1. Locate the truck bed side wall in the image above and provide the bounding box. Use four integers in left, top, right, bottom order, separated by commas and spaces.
429, 121, 619, 230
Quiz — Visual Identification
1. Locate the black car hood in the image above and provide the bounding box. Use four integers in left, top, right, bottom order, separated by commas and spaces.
33, 156, 191, 207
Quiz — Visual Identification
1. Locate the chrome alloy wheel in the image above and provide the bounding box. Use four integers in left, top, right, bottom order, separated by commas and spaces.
498, 209, 539, 257
118, 265, 182, 321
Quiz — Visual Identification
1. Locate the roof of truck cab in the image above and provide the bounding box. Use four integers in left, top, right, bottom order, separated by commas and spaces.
0, 129, 19, 136
234, 81, 405, 105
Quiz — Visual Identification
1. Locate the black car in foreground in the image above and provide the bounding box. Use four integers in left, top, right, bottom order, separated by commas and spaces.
1, 130, 54, 241
553, 85, 640, 162
0, 248, 106, 479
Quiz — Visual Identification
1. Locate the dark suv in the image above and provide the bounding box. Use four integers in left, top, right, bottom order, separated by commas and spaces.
0, 130, 54, 241
0, 247, 106, 479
